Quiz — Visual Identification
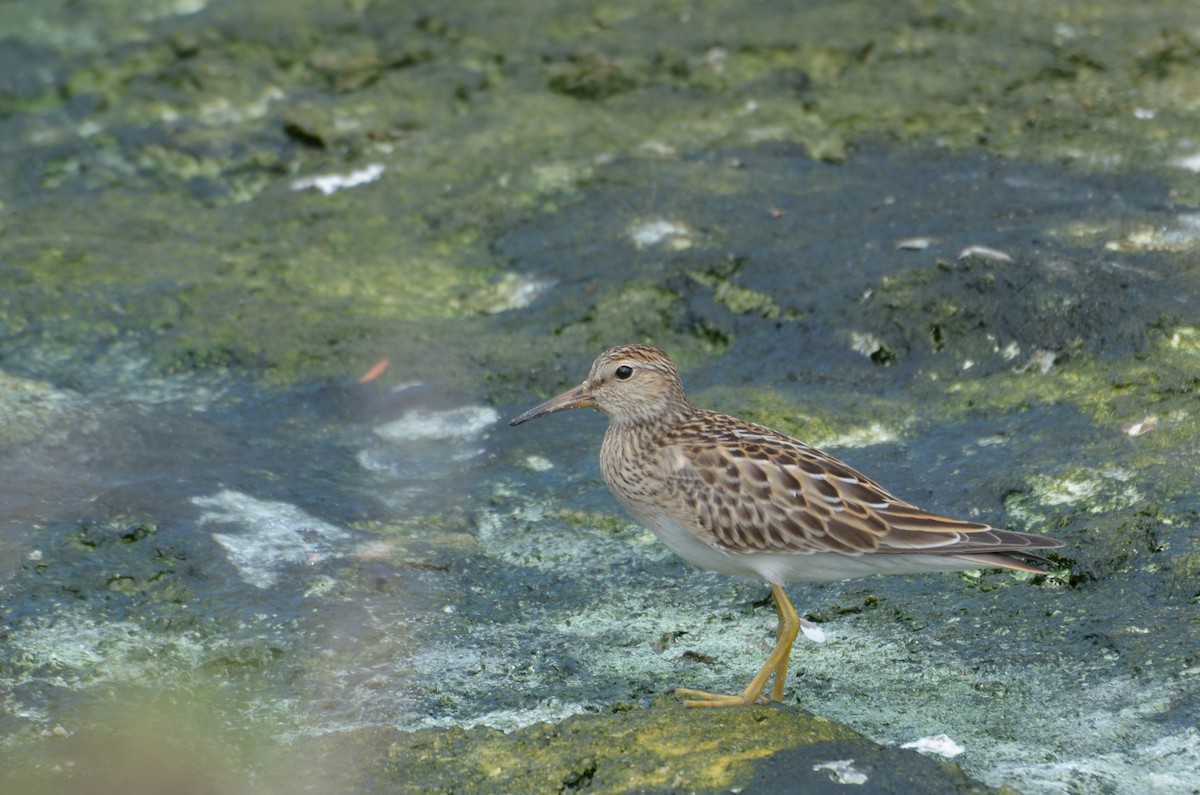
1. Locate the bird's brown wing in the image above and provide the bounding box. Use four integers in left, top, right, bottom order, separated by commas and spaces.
660, 416, 1047, 558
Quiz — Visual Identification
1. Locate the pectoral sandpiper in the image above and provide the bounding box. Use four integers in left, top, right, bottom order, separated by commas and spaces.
510, 344, 1063, 707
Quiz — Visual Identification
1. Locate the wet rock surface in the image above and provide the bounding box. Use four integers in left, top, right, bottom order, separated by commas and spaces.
278, 701, 1004, 794
2, 1, 1199, 794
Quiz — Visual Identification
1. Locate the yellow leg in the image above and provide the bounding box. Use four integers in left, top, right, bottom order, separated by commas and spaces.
674, 584, 801, 708
769, 586, 798, 702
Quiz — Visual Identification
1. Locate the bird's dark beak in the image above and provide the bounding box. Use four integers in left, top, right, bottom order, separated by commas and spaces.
509, 382, 594, 426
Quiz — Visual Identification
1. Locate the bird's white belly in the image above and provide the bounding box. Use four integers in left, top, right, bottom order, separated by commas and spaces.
632, 505, 980, 585
633, 505, 765, 579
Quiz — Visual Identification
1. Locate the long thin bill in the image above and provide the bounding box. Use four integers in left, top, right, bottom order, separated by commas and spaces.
509, 383, 592, 426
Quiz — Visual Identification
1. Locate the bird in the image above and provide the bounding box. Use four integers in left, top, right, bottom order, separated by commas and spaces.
509, 344, 1063, 708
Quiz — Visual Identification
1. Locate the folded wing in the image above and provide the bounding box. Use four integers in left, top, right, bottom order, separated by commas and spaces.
660, 418, 1060, 569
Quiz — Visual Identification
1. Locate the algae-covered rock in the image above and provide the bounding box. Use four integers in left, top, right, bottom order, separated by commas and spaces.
283, 700, 1005, 794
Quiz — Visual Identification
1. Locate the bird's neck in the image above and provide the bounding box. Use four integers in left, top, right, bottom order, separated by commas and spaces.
609, 397, 696, 433
600, 410, 686, 507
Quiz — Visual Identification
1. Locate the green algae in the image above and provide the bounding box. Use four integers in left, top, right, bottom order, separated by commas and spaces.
4, 0, 1199, 387
937, 326, 1200, 454
546, 507, 640, 536
688, 267, 786, 319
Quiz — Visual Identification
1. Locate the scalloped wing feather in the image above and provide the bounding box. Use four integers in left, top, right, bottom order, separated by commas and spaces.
660, 412, 1049, 559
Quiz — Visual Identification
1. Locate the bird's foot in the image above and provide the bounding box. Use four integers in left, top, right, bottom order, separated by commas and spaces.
673, 687, 769, 708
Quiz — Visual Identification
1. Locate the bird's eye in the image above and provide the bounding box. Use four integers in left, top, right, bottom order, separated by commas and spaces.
614, 365, 633, 380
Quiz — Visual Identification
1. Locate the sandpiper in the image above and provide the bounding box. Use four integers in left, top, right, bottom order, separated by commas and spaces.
510, 344, 1063, 707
